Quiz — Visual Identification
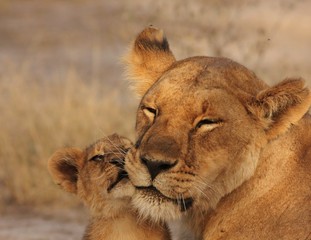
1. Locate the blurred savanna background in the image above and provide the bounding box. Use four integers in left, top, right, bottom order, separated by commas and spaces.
0, 0, 310, 239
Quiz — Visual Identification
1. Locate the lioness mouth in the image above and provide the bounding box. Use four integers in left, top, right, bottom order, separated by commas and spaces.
107, 170, 128, 192
137, 186, 193, 212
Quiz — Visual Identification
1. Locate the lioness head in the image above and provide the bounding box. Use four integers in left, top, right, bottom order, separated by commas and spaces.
48, 134, 134, 215
124, 27, 311, 222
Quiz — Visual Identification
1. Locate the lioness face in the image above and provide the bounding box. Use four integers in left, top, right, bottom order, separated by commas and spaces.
125, 59, 265, 221
48, 134, 134, 213
124, 27, 311, 222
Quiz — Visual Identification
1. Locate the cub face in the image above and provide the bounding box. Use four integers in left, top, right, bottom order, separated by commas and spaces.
124, 27, 311, 222
48, 134, 134, 214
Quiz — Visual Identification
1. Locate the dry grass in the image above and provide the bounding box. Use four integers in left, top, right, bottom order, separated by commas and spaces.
0, 62, 137, 209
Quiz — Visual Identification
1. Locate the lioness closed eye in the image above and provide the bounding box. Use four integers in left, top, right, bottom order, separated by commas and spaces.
124, 27, 311, 240
48, 134, 170, 240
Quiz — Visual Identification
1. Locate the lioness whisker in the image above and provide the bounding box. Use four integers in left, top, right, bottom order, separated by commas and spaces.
195, 176, 221, 196
181, 194, 187, 211
193, 186, 210, 201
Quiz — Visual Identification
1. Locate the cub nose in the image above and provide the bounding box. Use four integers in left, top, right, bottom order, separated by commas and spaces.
141, 157, 176, 180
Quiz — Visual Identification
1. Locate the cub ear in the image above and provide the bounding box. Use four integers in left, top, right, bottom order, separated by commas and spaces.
247, 78, 311, 140
107, 133, 133, 150
123, 26, 176, 97
48, 148, 83, 194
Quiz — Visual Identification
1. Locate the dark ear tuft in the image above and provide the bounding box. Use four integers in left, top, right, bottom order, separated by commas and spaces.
135, 27, 170, 52
123, 26, 176, 97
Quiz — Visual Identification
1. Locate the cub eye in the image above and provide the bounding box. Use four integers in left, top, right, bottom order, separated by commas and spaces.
89, 154, 105, 162
142, 106, 157, 120
109, 158, 124, 168
196, 118, 221, 130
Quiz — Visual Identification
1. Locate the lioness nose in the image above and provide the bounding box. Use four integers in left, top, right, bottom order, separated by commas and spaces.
141, 157, 176, 180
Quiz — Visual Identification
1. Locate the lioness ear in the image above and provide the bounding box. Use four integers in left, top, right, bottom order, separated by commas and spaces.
124, 26, 176, 97
247, 78, 311, 140
48, 148, 83, 194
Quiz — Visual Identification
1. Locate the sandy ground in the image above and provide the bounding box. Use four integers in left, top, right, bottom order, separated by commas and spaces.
0, 215, 84, 240
0, 208, 87, 240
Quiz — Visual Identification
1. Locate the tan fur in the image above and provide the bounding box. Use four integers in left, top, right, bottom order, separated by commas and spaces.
48, 134, 170, 240
123, 26, 176, 96
124, 27, 311, 239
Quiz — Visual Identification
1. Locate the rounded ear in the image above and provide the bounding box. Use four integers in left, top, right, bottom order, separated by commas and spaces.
247, 78, 311, 140
105, 133, 133, 151
47, 147, 83, 194
123, 26, 176, 97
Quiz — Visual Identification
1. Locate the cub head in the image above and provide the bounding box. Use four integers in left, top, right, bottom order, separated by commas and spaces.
48, 134, 134, 215
124, 27, 311, 222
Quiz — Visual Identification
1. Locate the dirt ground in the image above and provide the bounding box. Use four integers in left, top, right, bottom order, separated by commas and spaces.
0, 207, 87, 240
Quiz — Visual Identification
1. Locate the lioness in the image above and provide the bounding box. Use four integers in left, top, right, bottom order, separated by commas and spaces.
124, 27, 311, 239
48, 134, 170, 240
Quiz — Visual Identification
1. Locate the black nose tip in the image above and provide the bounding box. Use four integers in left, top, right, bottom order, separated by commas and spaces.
141, 157, 176, 180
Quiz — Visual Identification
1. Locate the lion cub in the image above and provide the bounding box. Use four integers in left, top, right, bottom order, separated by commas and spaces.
48, 134, 170, 240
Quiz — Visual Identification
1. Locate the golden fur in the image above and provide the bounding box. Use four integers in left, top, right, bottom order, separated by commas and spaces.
48, 134, 170, 240
124, 27, 311, 239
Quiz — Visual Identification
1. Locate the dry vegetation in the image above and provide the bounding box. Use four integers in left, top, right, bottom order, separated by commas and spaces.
0, 0, 310, 238
0, 63, 137, 208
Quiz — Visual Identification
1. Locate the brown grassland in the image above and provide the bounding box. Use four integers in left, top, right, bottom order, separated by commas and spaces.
0, 0, 310, 239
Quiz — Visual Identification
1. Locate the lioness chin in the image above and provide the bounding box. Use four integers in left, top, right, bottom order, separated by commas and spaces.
48, 134, 170, 240
124, 27, 311, 240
